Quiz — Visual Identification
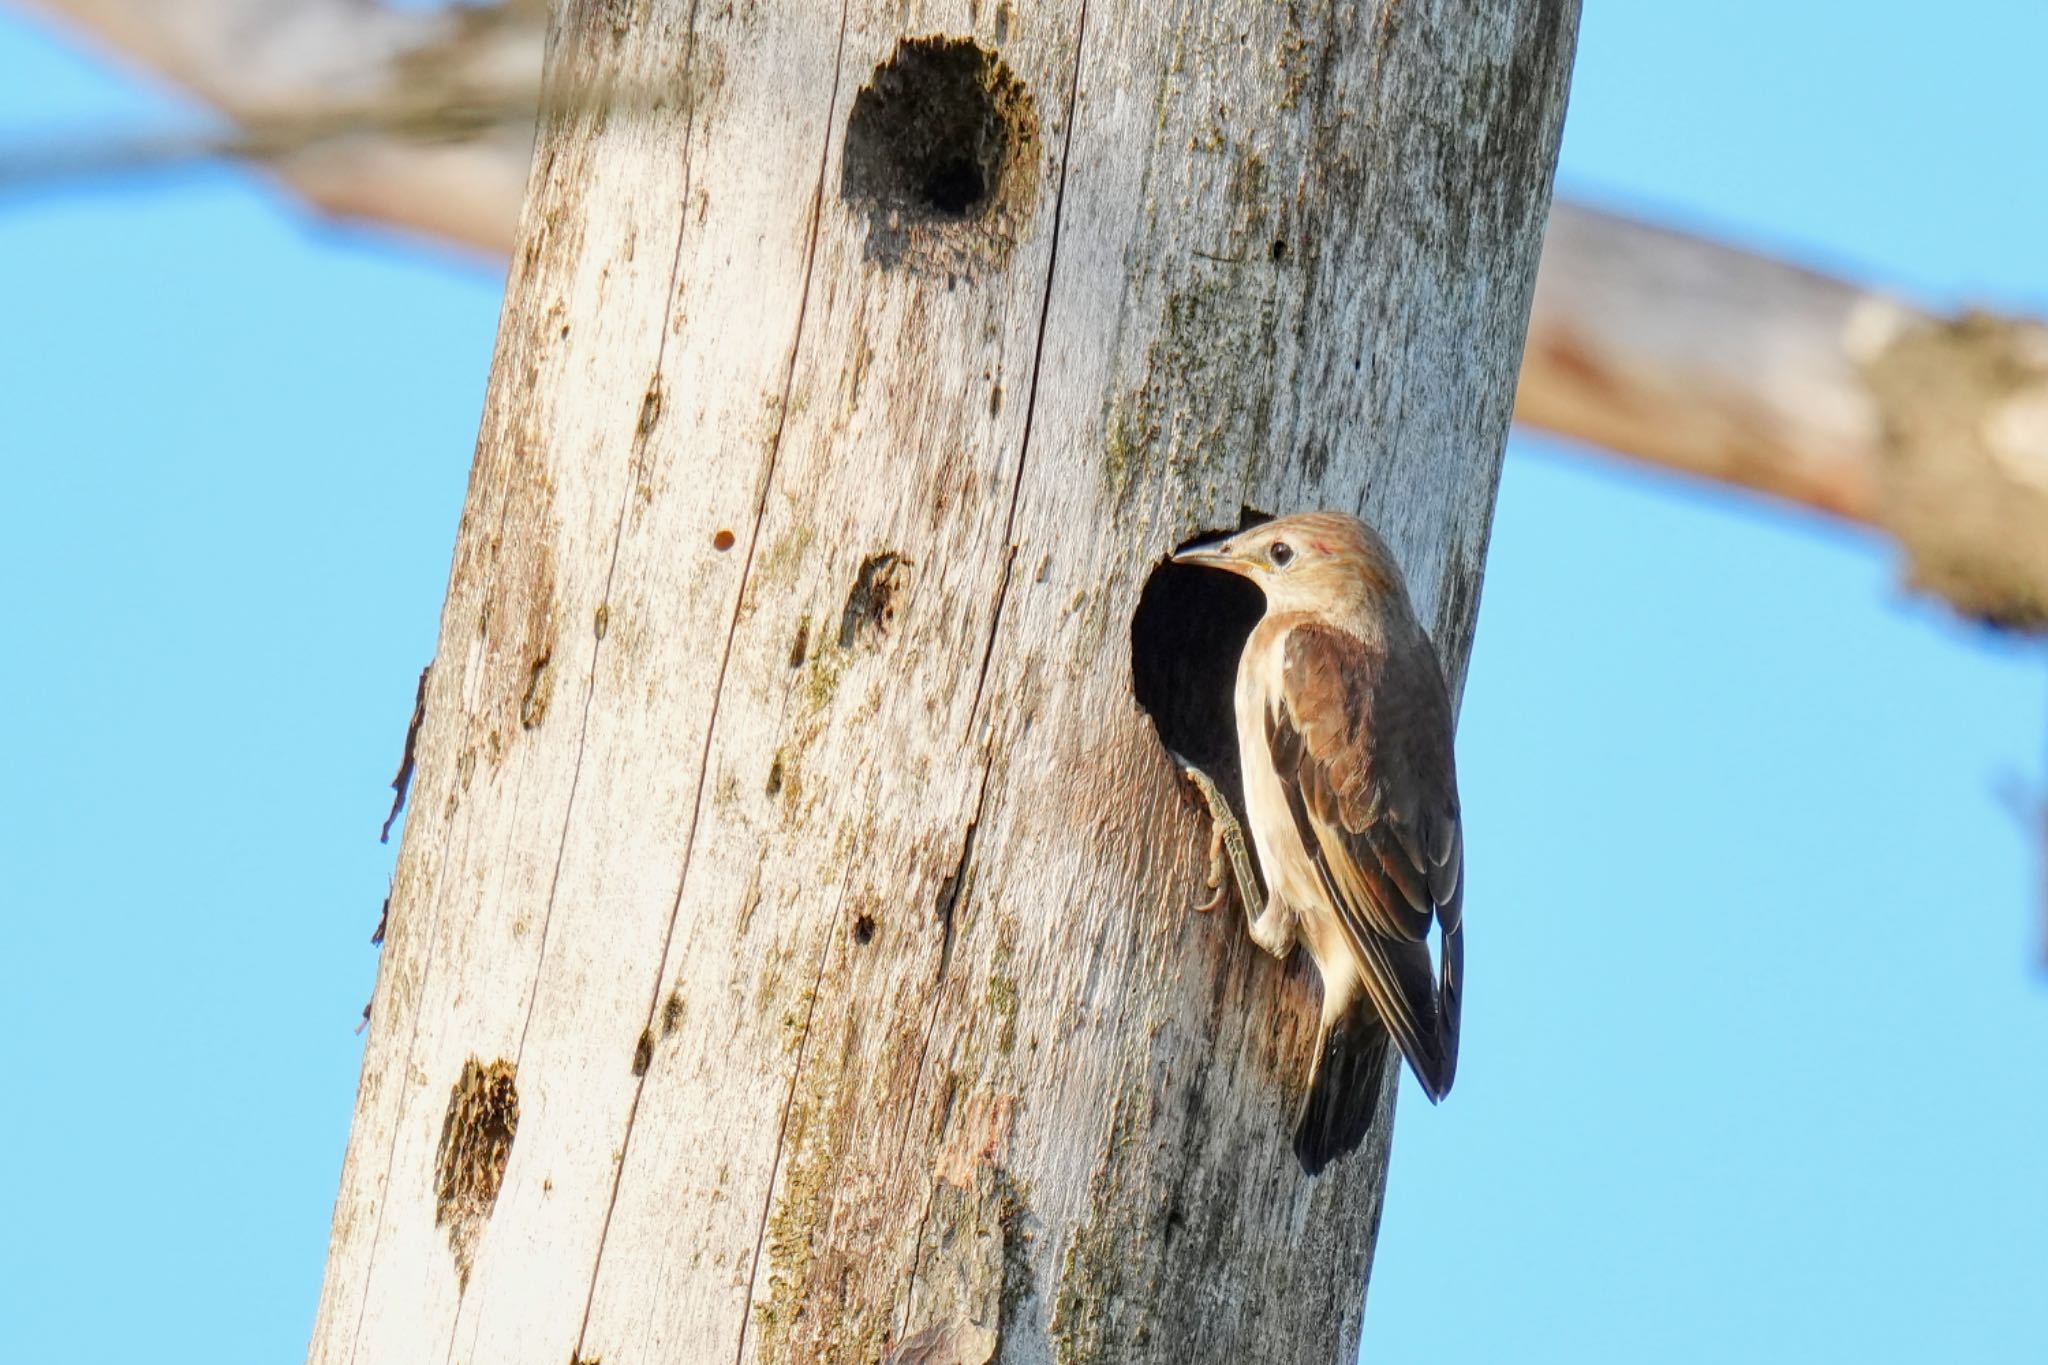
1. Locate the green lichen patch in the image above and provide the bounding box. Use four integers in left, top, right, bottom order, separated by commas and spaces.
1049, 1082, 1155, 1365
803, 647, 847, 714
752, 1019, 894, 1365
986, 920, 1020, 1058
756, 524, 815, 591
1101, 270, 1281, 511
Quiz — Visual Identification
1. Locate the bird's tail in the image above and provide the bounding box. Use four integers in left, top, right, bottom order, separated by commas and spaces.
1292, 1005, 1390, 1176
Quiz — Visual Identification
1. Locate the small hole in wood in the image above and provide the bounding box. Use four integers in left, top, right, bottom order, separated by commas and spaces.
519, 653, 553, 730
840, 550, 908, 649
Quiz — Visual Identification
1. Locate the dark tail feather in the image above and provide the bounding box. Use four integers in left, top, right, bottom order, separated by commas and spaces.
1292, 1009, 1390, 1176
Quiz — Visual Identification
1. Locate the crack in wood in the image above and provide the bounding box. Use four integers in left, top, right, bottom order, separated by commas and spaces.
963, 545, 1017, 728
893, 10, 1093, 1347
894, 750, 995, 1346
348, 786, 482, 1364
962, 1, 1091, 744
546, 0, 725, 1356
515, 0, 720, 1075
352, 129, 607, 1351
896, 1153, 950, 1350
561, 2, 857, 1361
931, 817, 980, 982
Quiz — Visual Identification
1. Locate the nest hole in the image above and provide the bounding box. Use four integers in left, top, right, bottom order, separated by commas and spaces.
1129, 510, 1274, 821
841, 36, 1038, 271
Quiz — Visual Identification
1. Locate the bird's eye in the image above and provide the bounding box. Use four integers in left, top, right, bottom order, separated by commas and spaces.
1268, 541, 1295, 568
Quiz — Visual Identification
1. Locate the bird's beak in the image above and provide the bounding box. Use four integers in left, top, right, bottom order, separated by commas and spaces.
1171, 536, 1236, 569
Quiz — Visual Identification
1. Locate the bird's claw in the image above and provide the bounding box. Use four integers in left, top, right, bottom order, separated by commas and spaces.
1192, 823, 1230, 914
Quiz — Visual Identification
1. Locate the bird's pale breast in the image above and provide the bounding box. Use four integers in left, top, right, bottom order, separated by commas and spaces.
1235, 616, 1364, 1023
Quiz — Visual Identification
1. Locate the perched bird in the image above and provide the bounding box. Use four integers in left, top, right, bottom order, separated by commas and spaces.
1173, 512, 1464, 1174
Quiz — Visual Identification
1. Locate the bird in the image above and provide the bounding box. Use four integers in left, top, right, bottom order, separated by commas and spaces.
1171, 511, 1464, 1174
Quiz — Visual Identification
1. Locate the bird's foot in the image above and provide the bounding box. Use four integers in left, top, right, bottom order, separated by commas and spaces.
1177, 758, 1263, 918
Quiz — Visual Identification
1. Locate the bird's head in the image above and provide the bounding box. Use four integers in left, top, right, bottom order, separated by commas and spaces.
1171, 511, 1407, 614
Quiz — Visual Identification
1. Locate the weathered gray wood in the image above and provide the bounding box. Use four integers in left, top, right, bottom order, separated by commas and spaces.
309, 2, 1576, 1361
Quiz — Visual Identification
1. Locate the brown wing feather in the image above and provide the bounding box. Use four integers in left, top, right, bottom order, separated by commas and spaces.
1266, 620, 1464, 1100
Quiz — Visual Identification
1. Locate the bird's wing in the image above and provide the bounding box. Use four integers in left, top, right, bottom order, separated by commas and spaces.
1264, 619, 1464, 1099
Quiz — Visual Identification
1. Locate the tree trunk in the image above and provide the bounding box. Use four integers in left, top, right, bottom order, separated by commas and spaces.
308, 3, 1576, 1362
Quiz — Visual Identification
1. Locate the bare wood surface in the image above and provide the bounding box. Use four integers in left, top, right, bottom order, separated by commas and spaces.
298, 1, 1576, 1362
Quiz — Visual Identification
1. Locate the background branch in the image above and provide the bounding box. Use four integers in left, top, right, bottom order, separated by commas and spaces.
1525, 203, 2048, 628
19, 0, 541, 251
20, 0, 2048, 626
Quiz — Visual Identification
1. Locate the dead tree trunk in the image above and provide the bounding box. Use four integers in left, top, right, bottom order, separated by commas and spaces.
309, 3, 1576, 1362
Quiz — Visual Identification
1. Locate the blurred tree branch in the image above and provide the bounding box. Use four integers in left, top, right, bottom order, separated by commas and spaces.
18, 0, 542, 251
19, 0, 2048, 627
1526, 206, 2048, 629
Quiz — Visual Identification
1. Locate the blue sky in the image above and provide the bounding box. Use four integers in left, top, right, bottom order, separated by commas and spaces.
1, 5, 2042, 1362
